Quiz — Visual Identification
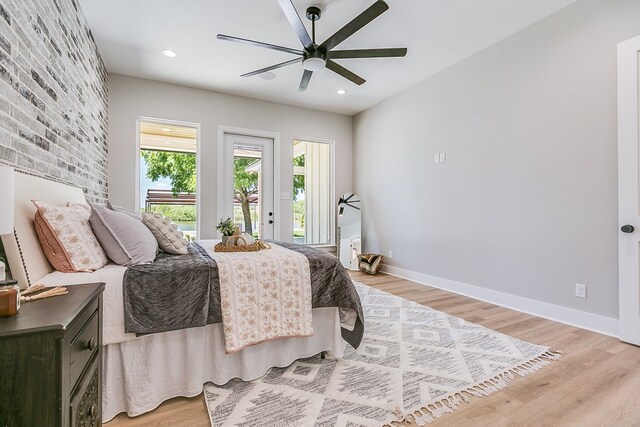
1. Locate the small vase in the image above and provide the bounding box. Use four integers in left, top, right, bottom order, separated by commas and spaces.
221, 235, 231, 245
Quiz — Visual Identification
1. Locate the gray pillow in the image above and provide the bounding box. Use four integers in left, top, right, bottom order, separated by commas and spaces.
106, 200, 143, 221
89, 203, 158, 266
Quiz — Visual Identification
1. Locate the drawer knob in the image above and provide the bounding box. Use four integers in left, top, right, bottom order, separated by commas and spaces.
84, 337, 97, 352
89, 403, 98, 418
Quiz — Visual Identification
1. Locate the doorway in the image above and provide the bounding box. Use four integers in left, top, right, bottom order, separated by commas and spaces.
220, 132, 275, 239
618, 34, 640, 345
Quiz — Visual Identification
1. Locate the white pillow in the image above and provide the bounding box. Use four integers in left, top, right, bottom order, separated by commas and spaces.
142, 212, 189, 255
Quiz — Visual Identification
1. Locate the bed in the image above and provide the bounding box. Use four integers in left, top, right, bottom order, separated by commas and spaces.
2, 171, 364, 421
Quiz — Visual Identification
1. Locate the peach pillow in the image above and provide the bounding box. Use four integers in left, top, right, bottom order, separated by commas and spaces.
32, 200, 108, 272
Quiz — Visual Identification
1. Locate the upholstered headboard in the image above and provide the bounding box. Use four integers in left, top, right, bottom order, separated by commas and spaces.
1, 171, 85, 288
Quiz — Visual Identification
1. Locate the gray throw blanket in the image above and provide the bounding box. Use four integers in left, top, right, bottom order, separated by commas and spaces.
123, 242, 364, 349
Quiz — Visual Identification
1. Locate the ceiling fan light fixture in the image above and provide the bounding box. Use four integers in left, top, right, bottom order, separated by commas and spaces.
303, 57, 325, 71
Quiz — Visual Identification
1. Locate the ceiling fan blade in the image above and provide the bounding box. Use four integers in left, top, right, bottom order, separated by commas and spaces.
320, 0, 389, 52
241, 58, 302, 78
276, 0, 314, 50
326, 60, 366, 85
299, 69, 313, 92
217, 34, 303, 56
329, 48, 407, 59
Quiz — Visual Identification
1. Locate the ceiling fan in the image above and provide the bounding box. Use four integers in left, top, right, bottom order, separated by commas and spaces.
217, 0, 407, 92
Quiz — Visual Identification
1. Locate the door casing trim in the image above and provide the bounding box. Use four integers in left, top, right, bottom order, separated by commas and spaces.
617, 34, 640, 344
217, 125, 282, 241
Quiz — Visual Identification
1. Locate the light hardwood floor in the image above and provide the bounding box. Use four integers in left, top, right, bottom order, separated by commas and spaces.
106, 272, 640, 426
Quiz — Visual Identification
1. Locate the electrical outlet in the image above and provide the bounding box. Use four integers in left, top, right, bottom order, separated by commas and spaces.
433, 154, 440, 163
575, 283, 587, 299
388, 250, 393, 259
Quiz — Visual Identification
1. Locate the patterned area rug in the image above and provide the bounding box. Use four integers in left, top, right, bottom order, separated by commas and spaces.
204, 283, 560, 426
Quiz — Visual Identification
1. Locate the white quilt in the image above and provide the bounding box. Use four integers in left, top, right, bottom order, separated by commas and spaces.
199, 241, 315, 353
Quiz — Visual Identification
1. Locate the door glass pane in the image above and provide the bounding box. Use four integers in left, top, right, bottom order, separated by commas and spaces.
292, 139, 332, 245
139, 121, 197, 240
234, 145, 262, 238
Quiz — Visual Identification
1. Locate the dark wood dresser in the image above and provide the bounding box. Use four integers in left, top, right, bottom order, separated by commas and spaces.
0, 282, 105, 427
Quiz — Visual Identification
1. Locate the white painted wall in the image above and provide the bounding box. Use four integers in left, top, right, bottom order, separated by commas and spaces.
353, 0, 640, 319
108, 74, 352, 240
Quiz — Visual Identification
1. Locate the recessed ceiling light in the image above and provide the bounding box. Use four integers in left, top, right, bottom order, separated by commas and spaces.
259, 72, 276, 80
337, 89, 347, 95
161, 49, 177, 58
161, 128, 172, 132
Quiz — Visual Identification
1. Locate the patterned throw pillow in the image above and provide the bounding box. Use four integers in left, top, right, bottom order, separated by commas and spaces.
141, 212, 189, 255
32, 200, 108, 272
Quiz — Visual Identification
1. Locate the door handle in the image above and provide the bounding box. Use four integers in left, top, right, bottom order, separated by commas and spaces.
621, 225, 635, 233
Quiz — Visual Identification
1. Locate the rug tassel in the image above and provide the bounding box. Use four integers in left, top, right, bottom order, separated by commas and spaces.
386, 348, 562, 426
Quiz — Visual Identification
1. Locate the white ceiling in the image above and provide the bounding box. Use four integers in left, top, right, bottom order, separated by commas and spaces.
78, 0, 578, 115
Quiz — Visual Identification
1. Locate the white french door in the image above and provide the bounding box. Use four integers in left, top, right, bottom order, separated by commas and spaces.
618, 35, 640, 345
220, 133, 275, 239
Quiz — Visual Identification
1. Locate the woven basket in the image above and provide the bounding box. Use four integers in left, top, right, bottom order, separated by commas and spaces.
357, 253, 384, 275
214, 239, 271, 253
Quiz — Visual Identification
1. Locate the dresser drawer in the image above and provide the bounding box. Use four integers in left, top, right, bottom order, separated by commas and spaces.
69, 310, 99, 391
70, 356, 100, 427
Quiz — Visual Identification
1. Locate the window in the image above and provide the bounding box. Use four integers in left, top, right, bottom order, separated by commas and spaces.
138, 120, 198, 239
233, 145, 262, 237
292, 139, 334, 245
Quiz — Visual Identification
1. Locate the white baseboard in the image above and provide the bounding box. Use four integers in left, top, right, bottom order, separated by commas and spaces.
381, 264, 619, 338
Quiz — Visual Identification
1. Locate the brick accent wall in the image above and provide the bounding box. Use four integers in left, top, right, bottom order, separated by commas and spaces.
0, 0, 108, 202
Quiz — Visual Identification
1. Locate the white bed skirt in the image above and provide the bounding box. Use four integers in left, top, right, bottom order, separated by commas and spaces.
102, 307, 345, 421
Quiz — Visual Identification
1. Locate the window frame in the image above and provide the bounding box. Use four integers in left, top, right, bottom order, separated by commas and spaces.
135, 116, 202, 239
292, 137, 336, 247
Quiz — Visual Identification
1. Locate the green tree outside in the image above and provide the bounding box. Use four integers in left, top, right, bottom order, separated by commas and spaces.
233, 157, 259, 235
142, 151, 196, 194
